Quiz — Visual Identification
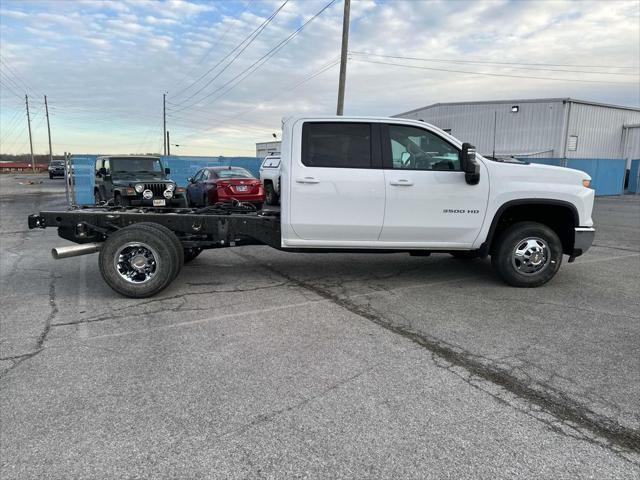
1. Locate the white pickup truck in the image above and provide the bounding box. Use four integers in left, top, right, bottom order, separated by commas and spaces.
29, 116, 595, 298
259, 154, 281, 205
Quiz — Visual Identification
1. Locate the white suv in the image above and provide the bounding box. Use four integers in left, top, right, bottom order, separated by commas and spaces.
259, 155, 281, 205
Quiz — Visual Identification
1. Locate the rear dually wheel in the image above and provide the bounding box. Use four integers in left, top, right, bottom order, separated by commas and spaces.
98, 224, 180, 298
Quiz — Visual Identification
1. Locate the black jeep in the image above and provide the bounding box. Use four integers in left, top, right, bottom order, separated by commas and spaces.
48, 160, 65, 179
94, 156, 187, 207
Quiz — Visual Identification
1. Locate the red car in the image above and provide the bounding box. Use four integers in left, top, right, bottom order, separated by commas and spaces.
186, 166, 265, 208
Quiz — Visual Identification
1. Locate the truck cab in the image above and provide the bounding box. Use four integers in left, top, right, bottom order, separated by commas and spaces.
280, 116, 594, 285
94, 155, 187, 207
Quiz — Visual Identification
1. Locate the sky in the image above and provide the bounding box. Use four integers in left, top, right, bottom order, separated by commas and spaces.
0, 0, 639, 157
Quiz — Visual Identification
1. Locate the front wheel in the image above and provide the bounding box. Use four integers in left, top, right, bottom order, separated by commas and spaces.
491, 221, 563, 288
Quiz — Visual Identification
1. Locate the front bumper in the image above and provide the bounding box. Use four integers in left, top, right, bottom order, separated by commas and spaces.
125, 196, 184, 207
569, 227, 595, 261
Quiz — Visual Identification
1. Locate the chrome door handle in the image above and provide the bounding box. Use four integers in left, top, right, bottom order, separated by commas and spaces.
389, 179, 413, 186
295, 177, 320, 184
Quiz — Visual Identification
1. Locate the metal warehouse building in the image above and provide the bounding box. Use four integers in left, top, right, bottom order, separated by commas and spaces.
395, 98, 640, 195
256, 141, 281, 158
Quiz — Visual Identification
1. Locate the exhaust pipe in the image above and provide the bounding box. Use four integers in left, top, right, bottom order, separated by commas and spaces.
52, 243, 102, 260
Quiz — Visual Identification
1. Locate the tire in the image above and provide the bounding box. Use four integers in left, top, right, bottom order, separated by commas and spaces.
49, 173, 53, 179
254, 202, 263, 211
491, 221, 563, 288
265, 183, 279, 205
135, 222, 184, 279
183, 247, 202, 263
450, 251, 479, 259
98, 224, 179, 298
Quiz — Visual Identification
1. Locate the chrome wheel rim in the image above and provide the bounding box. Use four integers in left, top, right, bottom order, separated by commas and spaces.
114, 242, 159, 284
511, 237, 550, 275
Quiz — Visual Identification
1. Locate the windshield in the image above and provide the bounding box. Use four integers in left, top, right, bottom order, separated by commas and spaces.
50, 161, 64, 166
110, 158, 163, 173
215, 168, 254, 179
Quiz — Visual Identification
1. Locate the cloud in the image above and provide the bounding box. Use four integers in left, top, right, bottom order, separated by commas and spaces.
0, 9, 28, 19
0, 0, 638, 156
148, 35, 172, 49
144, 15, 178, 25
85, 37, 111, 49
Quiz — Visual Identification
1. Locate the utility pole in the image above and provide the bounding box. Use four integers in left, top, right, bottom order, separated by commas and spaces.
166, 130, 171, 156
25, 94, 35, 173
163, 92, 167, 155
336, 0, 350, 116
44, 95, 53, 165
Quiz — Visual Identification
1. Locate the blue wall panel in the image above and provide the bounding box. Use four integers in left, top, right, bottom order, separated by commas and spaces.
516, 157, 625, 196
566, 159, 625, 196
71, 154, 262, 205
628, 159, 639, 194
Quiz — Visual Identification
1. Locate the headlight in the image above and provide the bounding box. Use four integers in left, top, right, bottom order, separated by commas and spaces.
165, 183, 175, 192
163, 189, 174, 199
142, 189, 153, 200
134, 183, 145, 193
582, 179, 591, 188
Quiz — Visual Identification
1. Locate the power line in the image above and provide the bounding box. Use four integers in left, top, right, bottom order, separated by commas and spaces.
352, 58, 638, 85
169, 0, 254, 93
169, 0, 338, 116
1, 59, 43, 97
0, 108, 24, 140
170, 0, 289, 103
0, 78, 24, 100
174, 57, 340, 141
349, 51, 639, 71
171, 57, 340, 127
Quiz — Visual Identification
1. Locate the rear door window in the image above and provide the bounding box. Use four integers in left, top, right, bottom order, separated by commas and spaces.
302, 122, 372, 168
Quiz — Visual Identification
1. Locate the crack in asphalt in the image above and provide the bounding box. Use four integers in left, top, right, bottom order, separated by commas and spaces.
51, 281, 293, 328
217, 363, 379, 441
233, 250, 640, 464
0, 275, 58, 379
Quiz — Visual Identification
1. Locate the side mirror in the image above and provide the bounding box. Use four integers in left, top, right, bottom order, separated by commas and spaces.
98, 167, 107, 177
187, 177, 194, 183
461, 142, 480, 185
165, 167, 171, 174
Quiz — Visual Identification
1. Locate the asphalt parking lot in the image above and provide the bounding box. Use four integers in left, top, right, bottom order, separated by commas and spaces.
1, 174, 639, 479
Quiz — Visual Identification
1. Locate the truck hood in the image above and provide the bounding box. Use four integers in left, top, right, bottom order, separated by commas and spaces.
482, 158, 591, 185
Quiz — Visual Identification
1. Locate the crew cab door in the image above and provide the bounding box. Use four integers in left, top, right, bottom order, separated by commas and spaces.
379, 124, 489, 246
287, 121, 385, 242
